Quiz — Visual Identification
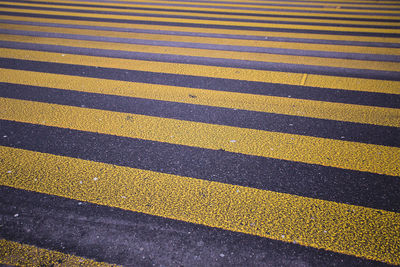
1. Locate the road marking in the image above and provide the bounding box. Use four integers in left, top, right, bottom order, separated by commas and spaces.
1, 97, 399, 176
2, 15, 400, 44
1, 48, 400, 94
0, 239, 118, 266
1, 146, 399, 265
1, 6, 400, 34
1, 68, 399, 127
2, 33, 400, 72
110, 0, 400, 8
11, 0, 400, 19
300, 73, 308, 85
38, 0, 399, 13
2, 1, 400, 27
2, 23, 400, 56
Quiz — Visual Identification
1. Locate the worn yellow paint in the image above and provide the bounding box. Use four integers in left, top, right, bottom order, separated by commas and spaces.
1, 98, 399, 176
34, 0, 400, 13
11, 0, 400, 19
18, 0, 400, 7
2, 23, 400, 56
0, 239, 117, 267
1, 68, 399, 128
1, 7, 400, 34
2, 33, 400, 73
1, 48, 400, 95
2, 15, 399, 44
2, 1, 400, 27
1, 146, 399, 265
300, 74, 308, 85
14, 0, 400, 9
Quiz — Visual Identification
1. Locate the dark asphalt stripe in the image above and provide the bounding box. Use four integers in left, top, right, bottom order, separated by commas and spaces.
0, 187, 388, 267
23, 0, 400, 15
150, 0, 400, 10
32, 0, 398, 11
2, 45, 400, 81
75, 0, 400, 4
1, 11, 400, 38
2, 82, 398, 147
1, 120, 399, 213
2, 58, 399, 108
2, 3, 400, 28
220, 0, 400, 5
2, 19, 400, 48
7, 0, 400, 22
3, 30, 400, 63
93, 0, 400, 7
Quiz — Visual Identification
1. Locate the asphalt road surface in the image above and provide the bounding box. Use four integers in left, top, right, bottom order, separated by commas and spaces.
0, 0, 400, 266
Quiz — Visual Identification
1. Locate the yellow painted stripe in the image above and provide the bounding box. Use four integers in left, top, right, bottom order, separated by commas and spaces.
118, 0, 400, 8
1, 146, 399, 264
15, 0, 400, 9
2, 7, 400, 34
96, 0, 400, 12
264, 0, 399, 3
1, 98, 399, 176
0, 239, 118, 267
38, 0, 399, 12
20, 0, 400, 5
1, 48, 400, 95
2, 23, 400, 56
2, 1, 400, 27
2, 33, 400, 72
1, 68, 399, 128
9, 0, 400, 16
2, 15, 399, 44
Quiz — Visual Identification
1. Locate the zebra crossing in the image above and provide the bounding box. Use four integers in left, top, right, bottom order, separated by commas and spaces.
0, 0, 399, 265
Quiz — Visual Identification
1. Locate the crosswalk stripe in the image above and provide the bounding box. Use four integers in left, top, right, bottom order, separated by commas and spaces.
2, 15, 400, 44
1, 0, 399, 264
2, 33, 400, 72
2, 23, 400, 56
1, 68, 399, 128
2, 47, 400, 94
1, 7, 400, 34
2, 119, 399, 212
0, 239, 117, 266
12, 0, 400, 17
1, 146, 399, 265
1, 97, 399, 176
35, 0, 398, 12
2, 1, 400, 27
114, 0, 399, 6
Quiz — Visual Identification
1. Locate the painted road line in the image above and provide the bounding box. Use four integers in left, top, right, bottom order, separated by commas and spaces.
2, 65, 397, 109
2, 1, 400, 27
2, 23, 400, 56
1, 146, 399, 264
0, 239, 118, 267
1, 97, 399, 176
2, 15, 399, 44
5, 36, 399, 71
12, 0, 400, 17
0, 68, 399, 128
2, 33, 400, 73
12, 0, 400, 10
2, 119, 399, 212
1, 7, 400, 35
2, 83, 398, 147
2, 48, 400, 94
0, 185, 394, 267
23, 0, 399, 12
18, 0, 400, 6
101, 0, 400, 7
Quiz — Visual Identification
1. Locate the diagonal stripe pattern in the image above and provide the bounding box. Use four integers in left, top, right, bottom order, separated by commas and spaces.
0, 0, 399, 265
